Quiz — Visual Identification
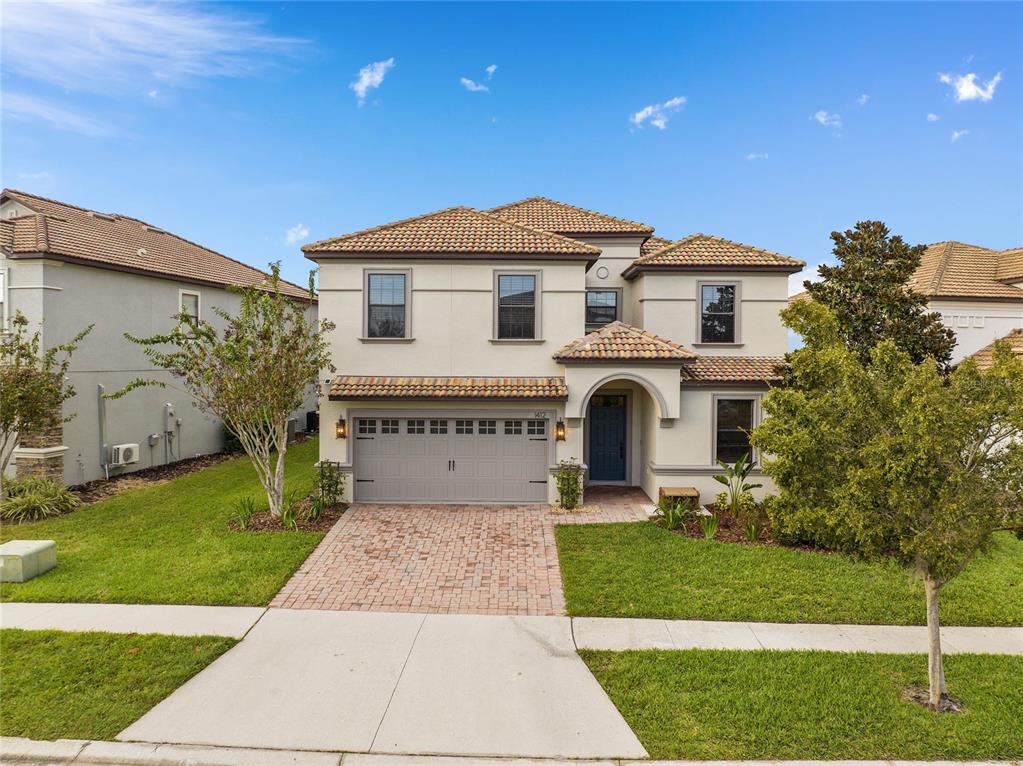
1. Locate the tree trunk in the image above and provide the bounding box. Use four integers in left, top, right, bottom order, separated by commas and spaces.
924, 575, 945, 708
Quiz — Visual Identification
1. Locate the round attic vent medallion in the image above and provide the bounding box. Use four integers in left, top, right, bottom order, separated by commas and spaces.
596, 266, 609, 279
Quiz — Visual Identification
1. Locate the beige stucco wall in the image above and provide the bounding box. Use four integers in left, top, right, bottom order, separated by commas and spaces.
928, 298, 1023, 362
632, 271, 790, 355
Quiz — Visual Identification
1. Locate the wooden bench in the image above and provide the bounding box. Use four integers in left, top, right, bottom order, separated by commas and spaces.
659, 486, 700, 506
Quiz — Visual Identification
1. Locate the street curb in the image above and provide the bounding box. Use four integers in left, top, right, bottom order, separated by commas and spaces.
2, 738, 1020, 766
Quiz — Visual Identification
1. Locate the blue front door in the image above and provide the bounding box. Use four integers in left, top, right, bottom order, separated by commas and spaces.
589, 395, 626, 481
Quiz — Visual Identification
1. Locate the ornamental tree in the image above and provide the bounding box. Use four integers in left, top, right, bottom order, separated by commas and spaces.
803, 221, 956, 374
752, 300, 1023, 710
0, 312, 91, 500
115, 264, 334, 517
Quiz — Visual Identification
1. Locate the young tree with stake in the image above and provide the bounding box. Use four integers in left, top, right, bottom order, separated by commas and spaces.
116, 264, 333, 518
753, 300, 1023, 710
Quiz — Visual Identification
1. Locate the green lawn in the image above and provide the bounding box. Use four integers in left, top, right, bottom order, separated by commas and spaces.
582, 648, 1023, 760
556, 522, 1023, 625
0, 629, 234, 741
0, 439, 324, 606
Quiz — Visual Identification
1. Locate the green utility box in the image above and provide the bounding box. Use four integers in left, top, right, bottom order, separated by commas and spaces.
0, 540, 57, 582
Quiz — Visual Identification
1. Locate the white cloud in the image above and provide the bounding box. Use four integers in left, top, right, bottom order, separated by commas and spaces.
927, 112, 940, 122
630, 96, 686, 130
1, 2, 306, 94
146, 89, 158, 99
460, 77, 489, 93
285, 223, 310, 245
951, 129, 969, 142
485, 64, 497, 79
17, 170, 53, 182
745, 153, 769, 161
857, 94, 870, 107
938, 71, 1002, 102
811, 110, 842, 128
349, 58, 395, 105
2, 92, 110, 135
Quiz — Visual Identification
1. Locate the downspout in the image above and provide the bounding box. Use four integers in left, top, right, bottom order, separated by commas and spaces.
97, 384, 109, 480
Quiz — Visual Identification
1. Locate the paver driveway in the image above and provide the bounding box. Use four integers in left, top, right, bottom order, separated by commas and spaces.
271, 504, 566, 615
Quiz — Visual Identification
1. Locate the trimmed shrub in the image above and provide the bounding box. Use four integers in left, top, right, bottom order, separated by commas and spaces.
1, 476, 79, 523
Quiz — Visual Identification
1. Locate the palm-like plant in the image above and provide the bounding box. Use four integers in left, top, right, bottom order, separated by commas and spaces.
714, 453, 763, 517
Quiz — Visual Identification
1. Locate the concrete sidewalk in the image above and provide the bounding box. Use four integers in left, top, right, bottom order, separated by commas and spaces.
3, 602, 1021, 655
2, 738, 1019, 766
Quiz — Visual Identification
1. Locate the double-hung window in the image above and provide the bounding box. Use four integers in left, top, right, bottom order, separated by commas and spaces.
179, 290, 200, 322
496, 273, 538, 340
700, 283, 738, 343
366, 271, 409, 339
585, 289, 619, 331
714, 397, 757, 464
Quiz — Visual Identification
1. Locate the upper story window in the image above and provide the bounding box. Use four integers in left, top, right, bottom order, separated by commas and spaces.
585, 289, 619, 332
179, 290, 200, 322
495, 272, 539, 340
700, 283, 738, 344
714, 397, 757, 464
365, 271, 409, 339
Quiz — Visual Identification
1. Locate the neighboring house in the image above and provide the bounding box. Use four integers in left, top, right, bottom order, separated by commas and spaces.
306, 197, 803, 504
965, 327, 1023, 369
1, 189, 316, 486
790, 240, 1023, 362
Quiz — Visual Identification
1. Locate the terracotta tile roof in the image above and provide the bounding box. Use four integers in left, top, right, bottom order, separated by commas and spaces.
966, 328, 1023, 370
1, 189, 311, 300
910, 241, 1023, 302
303, 206, 599, 258
681, 356, 786, 384
488, 197, 654, 236
788, 290, 810, 305
995, 247, 1023, 284
553, 321, 696, 362
640, 235, 673, 258
625, 233, 805, 274
329, 376, 568, 401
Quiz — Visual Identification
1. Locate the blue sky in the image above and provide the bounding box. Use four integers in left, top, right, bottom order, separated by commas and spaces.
2, 1, 1020, 292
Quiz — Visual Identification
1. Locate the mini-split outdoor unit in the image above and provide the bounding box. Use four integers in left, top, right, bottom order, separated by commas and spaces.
110, 443, 140, 466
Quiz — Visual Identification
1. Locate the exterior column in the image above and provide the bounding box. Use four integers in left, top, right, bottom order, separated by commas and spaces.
14, 422, 68, 484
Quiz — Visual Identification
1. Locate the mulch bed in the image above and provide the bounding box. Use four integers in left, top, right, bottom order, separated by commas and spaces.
666, 504, 779, 546
228, 501, 348, 533
73, 453, 234, 504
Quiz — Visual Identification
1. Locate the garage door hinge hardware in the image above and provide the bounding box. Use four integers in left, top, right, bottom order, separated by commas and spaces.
356, 479, 374, 483
530, 438, 548, 441
356, 436, 374, 440
529, 480, 546, 484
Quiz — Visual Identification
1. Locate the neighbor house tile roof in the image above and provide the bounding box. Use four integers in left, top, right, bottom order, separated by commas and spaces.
624, 233, 805, 275
787, 290, 810, 305
488, 197, 654, 236
640, 235, 673, 258
553, 321, 696, 361
303, 206, 599, 258
0, 189, 311, 300
680, 356, 786, 384
910, 241, 1023, 301
329, 376, 569, 401
965, 328, 1023, 370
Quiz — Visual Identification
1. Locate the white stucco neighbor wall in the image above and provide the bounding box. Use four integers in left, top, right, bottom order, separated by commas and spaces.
929, 298, 1023, 362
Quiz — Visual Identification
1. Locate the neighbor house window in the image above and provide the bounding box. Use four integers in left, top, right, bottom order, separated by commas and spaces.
495, 273, 538, 339
700, 284, 737, 343
585, 289, 619, 331
365, 271, 409, 338
0, 269, 7, 332
714, 398, 756, 464
179, 290, 200, 321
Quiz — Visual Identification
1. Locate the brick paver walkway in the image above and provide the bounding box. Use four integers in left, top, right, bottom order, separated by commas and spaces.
549, 486, 653, 525
271, 504, 567, 615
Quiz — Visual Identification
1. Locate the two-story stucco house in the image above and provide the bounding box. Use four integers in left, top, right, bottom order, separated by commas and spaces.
1, 189, 317, 486
307, 197, 803, 504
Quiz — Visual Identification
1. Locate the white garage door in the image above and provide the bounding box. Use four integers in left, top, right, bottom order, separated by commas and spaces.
353, 416, 550, 503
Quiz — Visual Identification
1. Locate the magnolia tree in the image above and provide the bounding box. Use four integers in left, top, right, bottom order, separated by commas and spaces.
0, 312, 91, 500
117, 264, 334, 517
803, 221, 956, 373
752, 301, 1023, 710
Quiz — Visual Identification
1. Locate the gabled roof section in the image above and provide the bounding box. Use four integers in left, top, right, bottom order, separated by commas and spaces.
303, 206, 599, 259
553, 321, 696, 362
640, 235, 673, 258
488, 197, 654, 236
681, 356, 785, 385
966, 328, 1023, 370
911, 241, 1023, 302
329, 376, 568, 401
625, 234, 805, 277
1, 189, 311, 300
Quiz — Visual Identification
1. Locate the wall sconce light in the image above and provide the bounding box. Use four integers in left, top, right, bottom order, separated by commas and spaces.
335, 417, 347, 439
555, 420, 567, 441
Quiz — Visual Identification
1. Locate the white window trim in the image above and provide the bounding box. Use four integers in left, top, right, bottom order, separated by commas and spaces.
696, 280, 742, 346
493, 269, 542, 342
178, 289, 201, 322
0, 267, 8, 333
362, 268, 412, 341
711, 393, 762, 466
